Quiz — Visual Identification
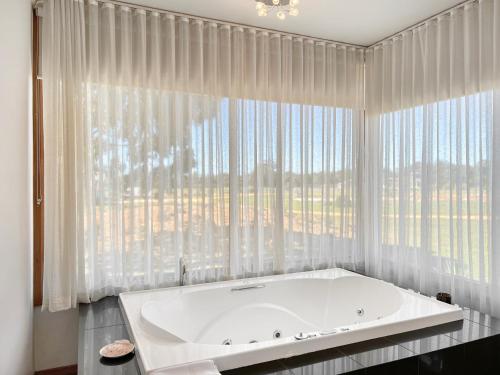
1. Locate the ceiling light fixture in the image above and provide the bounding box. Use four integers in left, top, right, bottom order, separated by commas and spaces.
255, 0, 299, 20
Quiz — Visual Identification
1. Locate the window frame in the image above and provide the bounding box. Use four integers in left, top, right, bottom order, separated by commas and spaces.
33, 10, 44, 306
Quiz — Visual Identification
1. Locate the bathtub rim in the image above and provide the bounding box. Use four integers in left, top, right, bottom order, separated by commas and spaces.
119, 268, 463, 374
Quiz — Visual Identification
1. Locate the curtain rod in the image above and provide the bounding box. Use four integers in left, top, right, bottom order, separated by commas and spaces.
33, 0, 479, 50
34, 0, 366, 49
368, 0, 477, 48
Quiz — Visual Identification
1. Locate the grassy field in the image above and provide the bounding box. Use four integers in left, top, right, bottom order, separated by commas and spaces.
380, 191, 489, 280
93, 187, 489, 280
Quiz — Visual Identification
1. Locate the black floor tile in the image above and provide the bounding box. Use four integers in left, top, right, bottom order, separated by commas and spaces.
463, 335, 500, 375
337, 338, 414, 368
80, 296, 125, 330
286, 358, 363, 375
462, 309, 500, 332
418, 344, 466, 375
343, 369, 366, 375
365, 357, 418, 375
283, 347, 364, 375
387, 329, 461, 356
221, 360, 291, 375
446, 318, 499, 344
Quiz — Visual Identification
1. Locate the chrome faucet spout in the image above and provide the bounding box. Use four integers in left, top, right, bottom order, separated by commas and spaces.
179, 257, 186, 286
230, 284, 266, 292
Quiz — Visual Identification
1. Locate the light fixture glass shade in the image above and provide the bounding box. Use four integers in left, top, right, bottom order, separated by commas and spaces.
254, 0, 298, 19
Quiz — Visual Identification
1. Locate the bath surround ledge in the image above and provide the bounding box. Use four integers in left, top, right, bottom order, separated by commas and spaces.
79, 295, 500, 374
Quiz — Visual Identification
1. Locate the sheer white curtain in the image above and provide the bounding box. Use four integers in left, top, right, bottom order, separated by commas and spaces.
365, 0, 500, 316
41, 0, 365, 311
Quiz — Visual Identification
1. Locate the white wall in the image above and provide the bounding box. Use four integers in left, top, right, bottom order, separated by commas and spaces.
34, 307, 79, 371
0, 0, 34, 374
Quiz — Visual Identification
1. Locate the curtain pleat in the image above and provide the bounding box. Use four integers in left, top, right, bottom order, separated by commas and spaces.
41, 0, 364, 311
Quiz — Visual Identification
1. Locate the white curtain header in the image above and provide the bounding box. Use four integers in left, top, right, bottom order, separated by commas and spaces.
366, 0, 500, 115
39, 0, 365, 109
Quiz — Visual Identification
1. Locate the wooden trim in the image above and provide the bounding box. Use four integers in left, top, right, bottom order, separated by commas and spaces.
34, 365, 78, 375
33, 10, 44, 307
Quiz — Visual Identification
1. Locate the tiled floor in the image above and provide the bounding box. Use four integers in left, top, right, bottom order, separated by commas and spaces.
78, 298, 500, 375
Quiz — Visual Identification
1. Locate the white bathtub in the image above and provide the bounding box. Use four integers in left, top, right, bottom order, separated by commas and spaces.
119, 268, 462, 374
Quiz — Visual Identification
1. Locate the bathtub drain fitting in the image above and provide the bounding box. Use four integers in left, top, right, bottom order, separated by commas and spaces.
356, 308, 364, 316
222, 339, 232, 345
273, 330, 282, 339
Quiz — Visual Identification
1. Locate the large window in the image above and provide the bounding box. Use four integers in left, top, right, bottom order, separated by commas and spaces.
363, 0, 500, 316
83, 86, 360, 291
377, 92, 492, 282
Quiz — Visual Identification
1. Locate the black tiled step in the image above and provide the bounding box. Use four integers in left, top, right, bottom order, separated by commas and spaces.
221, 360, 291, 375
282, 346, 364, 374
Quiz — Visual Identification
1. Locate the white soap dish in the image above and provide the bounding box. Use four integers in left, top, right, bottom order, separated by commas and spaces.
99, 339, 135, 358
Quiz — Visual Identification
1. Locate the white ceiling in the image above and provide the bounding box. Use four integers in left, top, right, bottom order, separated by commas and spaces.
127, 0, 465, 46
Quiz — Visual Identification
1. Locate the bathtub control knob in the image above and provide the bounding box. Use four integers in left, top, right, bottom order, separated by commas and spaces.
294, 332, 310, 340
356, 308, 364, 316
